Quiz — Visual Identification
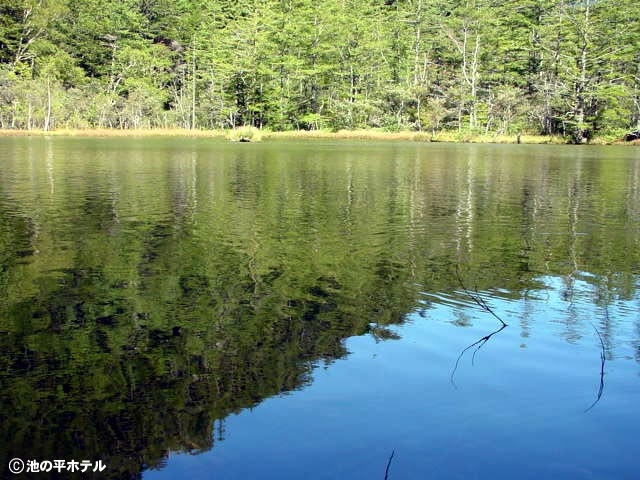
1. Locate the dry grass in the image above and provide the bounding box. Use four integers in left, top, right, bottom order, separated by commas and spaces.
603, 138, 640, 146
226, 126, 263, 142
269, 129, 566, 144
2, 127, 638, 145
430, 131, 567, 144
265, 129, 433, 141
0, 128, 225, 138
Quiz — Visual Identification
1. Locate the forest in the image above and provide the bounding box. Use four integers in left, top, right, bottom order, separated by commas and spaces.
0, 0, 639, 142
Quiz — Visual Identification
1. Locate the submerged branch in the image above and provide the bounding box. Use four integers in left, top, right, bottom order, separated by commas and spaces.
450, 324, 507, 388
450, 265, 509, 388
384, 450, 395, 480
454, 265, 507, 327
585, 323, 606, 412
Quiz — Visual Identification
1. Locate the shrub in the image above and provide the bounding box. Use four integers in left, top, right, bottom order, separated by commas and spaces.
226, 125, 263, 142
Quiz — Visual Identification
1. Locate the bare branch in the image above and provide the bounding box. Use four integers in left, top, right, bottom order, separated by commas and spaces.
384, 450, 395, 480
585, 323, 606, 412
454, 265, 507, 327
450, 323, 507, 388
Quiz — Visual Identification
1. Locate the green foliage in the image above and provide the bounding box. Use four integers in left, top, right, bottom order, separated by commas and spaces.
0, 0, 637, 138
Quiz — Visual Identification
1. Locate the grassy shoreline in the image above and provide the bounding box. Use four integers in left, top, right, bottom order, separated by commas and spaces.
1, 128, 637, 145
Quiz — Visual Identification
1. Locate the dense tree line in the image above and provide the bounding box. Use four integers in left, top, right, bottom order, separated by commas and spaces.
0, 0, 639, 141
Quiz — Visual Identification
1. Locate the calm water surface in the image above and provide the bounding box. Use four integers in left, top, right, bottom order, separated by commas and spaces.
1, 138, 639, 479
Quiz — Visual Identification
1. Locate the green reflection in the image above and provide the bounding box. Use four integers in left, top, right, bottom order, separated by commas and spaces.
0, 138, 639, 478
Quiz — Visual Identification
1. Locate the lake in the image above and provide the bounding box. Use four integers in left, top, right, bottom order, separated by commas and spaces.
0, 137, 639, 479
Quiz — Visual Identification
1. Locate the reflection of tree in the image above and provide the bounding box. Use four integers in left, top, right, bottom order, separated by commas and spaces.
1, 140, 640, 477
0, 262, 392, 479
0, 156, 421, 478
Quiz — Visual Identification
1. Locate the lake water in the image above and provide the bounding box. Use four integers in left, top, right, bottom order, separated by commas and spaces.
0, 137, 639, 479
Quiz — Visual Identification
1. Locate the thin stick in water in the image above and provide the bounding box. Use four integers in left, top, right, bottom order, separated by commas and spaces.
450, 324, 507, 388
585, 323, 606, 412
455, 265, 507, 327
384, 450, 395, 480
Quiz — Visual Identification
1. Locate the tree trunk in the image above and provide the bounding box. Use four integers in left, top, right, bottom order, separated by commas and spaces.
573, 2, 589, 144
191, 35, 197, 130
469, 33, 480, 130
44, 77, 52, 132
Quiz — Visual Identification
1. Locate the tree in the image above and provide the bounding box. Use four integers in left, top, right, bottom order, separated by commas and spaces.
0, 0, 637, 137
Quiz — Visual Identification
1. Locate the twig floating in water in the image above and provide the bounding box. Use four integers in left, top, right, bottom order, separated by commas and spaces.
585, 323, 606, 412
384, 450, 395, 480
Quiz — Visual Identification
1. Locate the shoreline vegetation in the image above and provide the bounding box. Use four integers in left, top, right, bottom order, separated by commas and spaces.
2, 1, 639, 145
1, 128, 638, 146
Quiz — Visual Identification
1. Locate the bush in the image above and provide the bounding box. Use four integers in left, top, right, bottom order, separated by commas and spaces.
226, 125, 263, 142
